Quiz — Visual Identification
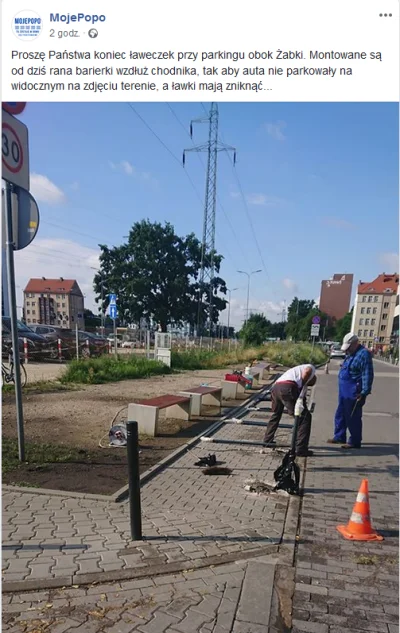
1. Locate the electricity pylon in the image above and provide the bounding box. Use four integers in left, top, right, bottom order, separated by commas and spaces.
183, 103, 236, 336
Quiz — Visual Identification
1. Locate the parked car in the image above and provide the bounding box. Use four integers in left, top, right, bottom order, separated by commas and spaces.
107, 333, 123, 347
78, 331, 108, 357
29, 325, 79, 360
2, 317, 51, 361
121, 340, 137, 348
330, 345, 346, 359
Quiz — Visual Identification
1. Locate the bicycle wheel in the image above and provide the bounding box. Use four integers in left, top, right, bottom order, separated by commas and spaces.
20, 363, 27, 387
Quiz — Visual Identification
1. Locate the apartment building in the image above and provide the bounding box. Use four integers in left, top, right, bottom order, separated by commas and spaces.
350, 273, 399, 349
319, 273, 353, 320
23, 278, 85, 329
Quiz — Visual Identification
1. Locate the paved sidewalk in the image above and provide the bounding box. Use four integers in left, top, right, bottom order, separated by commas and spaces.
2, 385, 294, 592
291, 361, 399, 633
2, 361, 398, 633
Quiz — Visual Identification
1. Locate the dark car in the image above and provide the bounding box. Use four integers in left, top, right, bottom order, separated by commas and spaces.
78, 331, 108, 358
29, 325, 77, 360
2, 317, 52, 361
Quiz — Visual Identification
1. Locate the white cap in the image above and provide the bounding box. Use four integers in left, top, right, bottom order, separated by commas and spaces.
341, 332, 359, 351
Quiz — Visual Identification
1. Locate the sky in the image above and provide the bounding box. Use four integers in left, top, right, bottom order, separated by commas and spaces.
9, 101, 399, 328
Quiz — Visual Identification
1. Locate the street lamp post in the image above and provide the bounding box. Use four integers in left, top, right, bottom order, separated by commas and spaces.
237, 270, 262, 325
91, 267, 105, 336
226, 287, 238, 351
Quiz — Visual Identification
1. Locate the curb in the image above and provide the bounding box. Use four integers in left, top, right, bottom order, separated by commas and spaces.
2, 543, 281, 594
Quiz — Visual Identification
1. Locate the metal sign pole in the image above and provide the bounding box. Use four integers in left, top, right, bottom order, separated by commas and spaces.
4, 181, 25, 461
113, 317, 117, 354
75, 323, 79, 359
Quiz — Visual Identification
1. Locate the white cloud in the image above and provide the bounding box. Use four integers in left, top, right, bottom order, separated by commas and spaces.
30, 173, 66, 205
109, 160, 157, 185
378, 252, 399, 272
282, 278, 298, 293
264, 121, 287, 141
219, 296, 287, 328
246, 194, 284, 207
14, 238, 101, 314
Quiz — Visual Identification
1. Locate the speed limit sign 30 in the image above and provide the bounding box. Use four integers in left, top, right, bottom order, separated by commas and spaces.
2, 109, 29, 190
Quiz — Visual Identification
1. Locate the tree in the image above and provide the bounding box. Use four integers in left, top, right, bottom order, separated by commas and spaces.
94, 220, 227, 332
239, 313, 272, 346
334, 310, 353, 342
285, 298, 316, 340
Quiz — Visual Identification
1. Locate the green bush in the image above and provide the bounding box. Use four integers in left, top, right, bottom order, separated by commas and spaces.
61, 354, 172, 384
172, 342, 326, 371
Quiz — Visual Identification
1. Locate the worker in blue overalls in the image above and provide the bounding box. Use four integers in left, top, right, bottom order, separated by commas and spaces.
328, 333, 374, 449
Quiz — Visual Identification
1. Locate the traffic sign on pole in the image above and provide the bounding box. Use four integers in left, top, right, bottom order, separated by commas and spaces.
2, 186, 39, 251
312, 316, 321, 325
311, 323, 320, 337
109, 293, 117, 305
2, 103, 26, 116
109, 304, 118, 319
2, 110, 30, 190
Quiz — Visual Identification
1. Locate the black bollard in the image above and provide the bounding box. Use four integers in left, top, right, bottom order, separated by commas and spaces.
126, 421, 142, 540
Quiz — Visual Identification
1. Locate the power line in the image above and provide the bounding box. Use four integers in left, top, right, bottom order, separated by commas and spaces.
226, 154, 280, 299
166, 103, 250, 267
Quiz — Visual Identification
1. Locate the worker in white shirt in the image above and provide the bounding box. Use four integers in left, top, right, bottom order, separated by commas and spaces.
263, 364, 317, 456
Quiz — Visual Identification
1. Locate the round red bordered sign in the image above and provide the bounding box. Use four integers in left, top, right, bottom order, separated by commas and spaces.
2, 122, 24, 174
2, 103, 26, 116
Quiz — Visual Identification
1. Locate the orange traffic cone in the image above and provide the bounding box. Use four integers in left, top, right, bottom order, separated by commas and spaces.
337, 479, 383, 541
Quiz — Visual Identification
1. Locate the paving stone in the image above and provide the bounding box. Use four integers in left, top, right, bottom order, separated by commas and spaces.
137, 612, 180, 633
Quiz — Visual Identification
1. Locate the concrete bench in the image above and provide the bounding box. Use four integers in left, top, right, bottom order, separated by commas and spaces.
247, 368, 261, 386
250, 362, 270, 380
222, 378, 249, 400
178, 385, 222, 415
128, 394, 191, 437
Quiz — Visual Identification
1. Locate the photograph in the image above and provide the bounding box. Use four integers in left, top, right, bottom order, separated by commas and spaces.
2, 99, 399, 630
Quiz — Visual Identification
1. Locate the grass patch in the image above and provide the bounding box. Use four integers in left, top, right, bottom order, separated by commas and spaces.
2, 437, 93, 475
2, 380, 78, 395
61, 354, 172, 385
171, 342, 327, 371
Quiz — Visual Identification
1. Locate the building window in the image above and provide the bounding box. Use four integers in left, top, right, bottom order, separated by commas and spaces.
359, 318, 364, 325
368, 296, 373, 302
380, 325, 386, 331
62, 294, 66, 299
384, 302, 389, 309
362, 296, 366, 302
57, 303, 60, 308
371, 319, 376, 325
27, 318, 31, 323
33, 319, 36, 323
56, 294, 60, 299
382, 313, 388, 320
71, 315, 74, 322
361, 307, 365, 314
26, 301, 30, 306
62, 303, 65, 308
373, 308, 377, 314
379, 336, 385, 342
357, 329, 362, 337
26, 310, 30, 315
366, 307, 371, 314
32, 310, 36, 315
370, 329, 375, 337
363, 330, 368, 337
365, 319, 370, 325
374, 296, 379, 302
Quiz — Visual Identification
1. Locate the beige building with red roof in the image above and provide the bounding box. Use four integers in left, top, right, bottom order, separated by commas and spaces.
23, 278, 85, 329
351, 273, 399, 349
